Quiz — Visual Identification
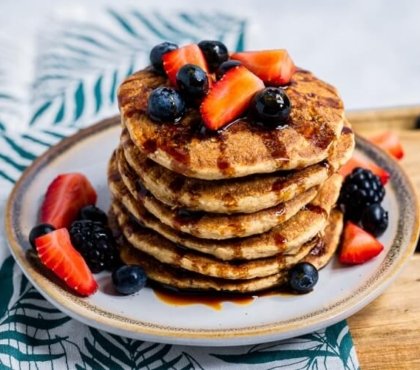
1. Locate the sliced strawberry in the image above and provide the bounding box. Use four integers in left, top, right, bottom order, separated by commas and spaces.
35, 228, 98, 296
367, 131, 404, 160
230, 49, 296, 85
200, 66, 264, 130
339, 152, 390, 185
339, 222, 384, 265
163, 44, 209, 86
41, 173, 97, 229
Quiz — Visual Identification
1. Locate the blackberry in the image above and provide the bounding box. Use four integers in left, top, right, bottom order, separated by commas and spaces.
70, 220, 119, 273
339, 167, 385, 221
78, 205, 108, 224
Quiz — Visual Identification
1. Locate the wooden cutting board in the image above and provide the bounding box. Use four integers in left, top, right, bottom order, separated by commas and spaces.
346, 106, 420, 370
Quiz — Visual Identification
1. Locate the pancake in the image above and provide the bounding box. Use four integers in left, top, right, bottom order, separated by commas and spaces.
115, 209, 344, 293
115, 149, 318, 239
108, 159, 343, 260
121, 122, 352, 214
118, 68, 345, 180
112, 203, 319, 280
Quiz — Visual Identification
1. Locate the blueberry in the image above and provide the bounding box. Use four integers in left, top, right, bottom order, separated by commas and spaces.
249, 87, 291, 126
150, 42, 178, 74
147, 87, 186, 123
78, 205, 108, 224
361, 204, 389, 237
198, 40, 229, 71
176, 64, 209, 102
112, 265, 147, 295
288, 262, 319, 293
29, 224, 55, 249
216, 60, 242, 80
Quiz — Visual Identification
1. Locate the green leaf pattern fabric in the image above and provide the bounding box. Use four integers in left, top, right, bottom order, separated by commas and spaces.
0, 7, 359, 370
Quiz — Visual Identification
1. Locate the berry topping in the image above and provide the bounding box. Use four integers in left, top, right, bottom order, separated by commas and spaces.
288, 262, 319, 293
339, 167, 385, 221
35, 228, 98, 296
70, 220, 119, 273
147, 87, 185, 123
231, 49, 296, 85
197, 40, 229, 71
176, 64, 209, 102
339, 153, 390, 185
41, 173, 97, 229
150, 42, 178, 74
361, 204, 389, 237
200, 66, 264, 131
249, 87, 291, 126
368, 131, 404, 160
78, 205, 108, 224
339, 222, 384, 265
163, 44, 209, 86
29, 224, 55, 249
216, 60, 242, 80
112, 265, 147, 295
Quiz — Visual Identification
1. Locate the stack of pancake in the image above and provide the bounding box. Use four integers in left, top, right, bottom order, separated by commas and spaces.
108, 68, 355, 293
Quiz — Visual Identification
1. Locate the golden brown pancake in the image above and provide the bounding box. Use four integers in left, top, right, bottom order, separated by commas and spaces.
118, 68, 345, 180
114, 209, 344, 293
115, 149, 318, 239
108, 156, 342, 260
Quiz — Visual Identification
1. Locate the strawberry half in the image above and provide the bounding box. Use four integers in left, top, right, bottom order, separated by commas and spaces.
339, 152, 390, 185
367, 131, 404, 160
41, 173, 97, 229
339, 222, 384, 265
230, 49, 296, 85
35, 228, 98, 296
200, 66, 264, 130
163, 44, 209, 86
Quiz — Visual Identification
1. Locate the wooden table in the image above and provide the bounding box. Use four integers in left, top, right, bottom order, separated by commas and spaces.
346, 108, 420, 369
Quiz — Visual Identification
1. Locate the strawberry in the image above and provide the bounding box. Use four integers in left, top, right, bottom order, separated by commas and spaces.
339, 152, 390, 185
200, 66, 264, 130
339, 222, 384, 265
367, 131, 404, 160
230, 49, 296, 85
35, 228, 98, 296
162, 44, 209, 86
41, 173, 97, 229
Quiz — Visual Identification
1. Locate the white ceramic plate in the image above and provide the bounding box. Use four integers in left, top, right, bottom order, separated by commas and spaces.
5, 117, 419, 346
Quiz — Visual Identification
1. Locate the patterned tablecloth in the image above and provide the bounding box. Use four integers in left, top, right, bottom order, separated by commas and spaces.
0, 6, 359, 370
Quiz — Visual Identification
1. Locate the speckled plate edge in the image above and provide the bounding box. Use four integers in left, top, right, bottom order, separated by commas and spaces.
5, 116, 420, 346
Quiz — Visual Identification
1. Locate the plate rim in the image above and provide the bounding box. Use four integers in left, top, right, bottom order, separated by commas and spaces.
5, 116, 420, 345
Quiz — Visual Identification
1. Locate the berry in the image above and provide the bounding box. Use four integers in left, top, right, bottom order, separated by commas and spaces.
288, 262, 319, 293
163, 44, 209, 86
368, 131, 404, 160
147, 87, 185, 123
200, 66, 264, 131
339, 222, 384, 264
70, 220, 119, 273
78, 205, 108, 224
216, 60, 242, 80
339, 153, 390, 185
112, 265, 147, 295
361, 204, 389, 237
150, 42, 178, 74
29, 224, 55, 249
339, 167, 386, 221
35, 228, 98, 296
176, 64, 209, 102
249, 87, 291, 125
197, 40, 229, 71
231, 49, 296, 85
41, 173, 97, 229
